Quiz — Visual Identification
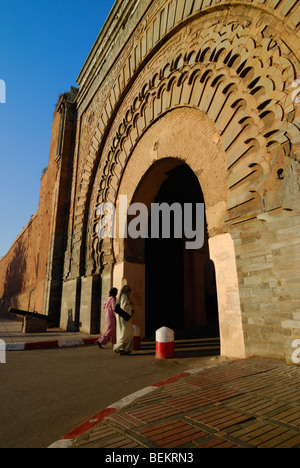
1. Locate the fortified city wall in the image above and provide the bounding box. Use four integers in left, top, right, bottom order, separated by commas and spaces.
1, 0, 299, 364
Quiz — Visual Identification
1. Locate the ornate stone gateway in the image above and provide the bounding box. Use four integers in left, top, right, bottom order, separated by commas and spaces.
2, 0, 297, 363
58, 0, 300, 362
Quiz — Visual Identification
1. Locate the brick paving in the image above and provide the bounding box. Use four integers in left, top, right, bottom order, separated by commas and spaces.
73, 358, 300, 449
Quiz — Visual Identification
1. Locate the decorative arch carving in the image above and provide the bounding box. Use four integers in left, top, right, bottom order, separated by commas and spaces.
74, 11, 300, 275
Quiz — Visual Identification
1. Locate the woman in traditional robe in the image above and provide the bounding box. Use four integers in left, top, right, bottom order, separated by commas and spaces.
97, 287, 118, 348
113, 285, 134, 355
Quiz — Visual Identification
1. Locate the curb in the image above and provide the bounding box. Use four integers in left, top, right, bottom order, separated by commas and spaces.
6, 337, 98, 351
48, 366, 220, 449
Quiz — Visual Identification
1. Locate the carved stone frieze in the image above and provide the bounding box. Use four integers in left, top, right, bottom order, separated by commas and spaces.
84, 15, 299, 273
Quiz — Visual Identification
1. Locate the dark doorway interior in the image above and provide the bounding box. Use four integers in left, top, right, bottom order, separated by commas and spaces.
145, 163, 219, 339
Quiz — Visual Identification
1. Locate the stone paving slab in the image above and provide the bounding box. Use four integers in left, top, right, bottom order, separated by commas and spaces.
72, 358, 300, 449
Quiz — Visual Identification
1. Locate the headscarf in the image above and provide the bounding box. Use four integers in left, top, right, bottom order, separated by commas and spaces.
117, 285, 131, 303
109, 287, 118, 297
103, 287, 118, 309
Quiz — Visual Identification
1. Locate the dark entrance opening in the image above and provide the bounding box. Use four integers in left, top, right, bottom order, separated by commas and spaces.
145, 163, 219, 339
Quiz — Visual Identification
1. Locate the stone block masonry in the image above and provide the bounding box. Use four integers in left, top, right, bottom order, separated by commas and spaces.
232, 216, 300, 362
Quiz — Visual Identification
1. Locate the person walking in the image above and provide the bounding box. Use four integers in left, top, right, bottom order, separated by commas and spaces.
97, 287, 118, 349
113, 285, 134, 355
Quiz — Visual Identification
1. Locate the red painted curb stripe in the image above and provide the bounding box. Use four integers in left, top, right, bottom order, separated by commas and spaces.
22, 338, 98, 351
25, 340, 59, 350
152, 372, 190, 387
83, 338, 98, 345
62, 408, 117, 440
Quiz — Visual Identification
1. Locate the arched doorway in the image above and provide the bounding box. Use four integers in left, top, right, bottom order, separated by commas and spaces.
144, 162, 219, 339
111, 107, 245, 358
122, 156, 219, 340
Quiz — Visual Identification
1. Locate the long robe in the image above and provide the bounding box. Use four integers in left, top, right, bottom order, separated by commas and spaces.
98, 296, 116, 345
113, 293, 133, 353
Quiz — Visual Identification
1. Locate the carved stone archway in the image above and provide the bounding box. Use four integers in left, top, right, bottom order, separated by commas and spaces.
71, 2, 300, 276
100, 107, 246, 357
61, 3, 300, 359
88, 17, 299, 278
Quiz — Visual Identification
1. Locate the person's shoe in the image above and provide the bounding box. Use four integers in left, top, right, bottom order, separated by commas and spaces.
97, 342, 103, 349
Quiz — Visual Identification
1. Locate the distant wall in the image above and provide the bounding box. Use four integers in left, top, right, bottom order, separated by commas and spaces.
0, 95, 68, 320
0, 214, 47, 317
0, 171, 53, 317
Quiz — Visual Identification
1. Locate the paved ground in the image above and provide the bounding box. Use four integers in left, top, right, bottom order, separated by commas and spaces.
0, 316, 100, 350
1, 317, 300, 449
68, 357, 300, 449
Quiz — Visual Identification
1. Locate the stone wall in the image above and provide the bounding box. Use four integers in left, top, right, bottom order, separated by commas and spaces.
231, 215, 300, 363
0, 213, 46, 318
2, 0, 299, 362
0, 90, 77, 324
0, 152, 56, 318
59, 0, 299, 361
62, 0, 300, 281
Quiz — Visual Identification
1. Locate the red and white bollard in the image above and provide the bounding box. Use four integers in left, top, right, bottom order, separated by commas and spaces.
133, 325, 141, 351
156, 327, 174, 359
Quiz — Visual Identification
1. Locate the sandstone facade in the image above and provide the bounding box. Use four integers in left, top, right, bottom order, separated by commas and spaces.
1, 0, 300, 363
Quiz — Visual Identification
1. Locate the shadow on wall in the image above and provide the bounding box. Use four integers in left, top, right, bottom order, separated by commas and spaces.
0, 240, 28, 318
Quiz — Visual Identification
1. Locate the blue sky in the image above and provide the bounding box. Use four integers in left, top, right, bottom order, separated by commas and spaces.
0, 0, 115, 258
